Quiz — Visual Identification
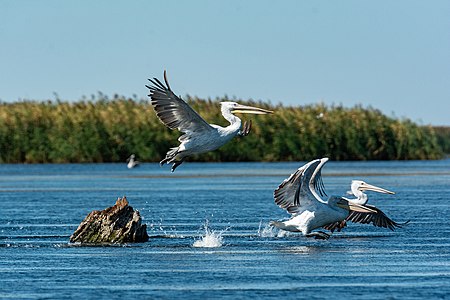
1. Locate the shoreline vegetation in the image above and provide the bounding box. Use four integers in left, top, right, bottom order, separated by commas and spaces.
0, 95, 448, 163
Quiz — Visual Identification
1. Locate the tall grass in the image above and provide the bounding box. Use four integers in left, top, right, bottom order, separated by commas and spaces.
0, 95, 445, 163
433, 126, 450, 155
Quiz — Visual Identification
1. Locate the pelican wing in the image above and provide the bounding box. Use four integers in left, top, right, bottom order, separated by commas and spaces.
323, 204, 409, 232
273, 163, 309, 210
274, 158, 328, 214
146, 72, 213, 134
346, 205, 410, 230
311, 162, 327, 198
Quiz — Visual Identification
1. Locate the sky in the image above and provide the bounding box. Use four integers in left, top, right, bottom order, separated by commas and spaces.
0, 0, 449, 125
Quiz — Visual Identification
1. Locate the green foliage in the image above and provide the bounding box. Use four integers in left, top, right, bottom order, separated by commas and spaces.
433, 126, 450, 155
0, 96, 445, 163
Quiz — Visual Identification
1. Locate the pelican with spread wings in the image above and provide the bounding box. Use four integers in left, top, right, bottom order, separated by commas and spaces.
270, 158, 408, 239
146, 71, 273, 172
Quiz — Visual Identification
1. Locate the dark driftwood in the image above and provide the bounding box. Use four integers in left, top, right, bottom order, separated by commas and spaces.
70, 196, 149, 244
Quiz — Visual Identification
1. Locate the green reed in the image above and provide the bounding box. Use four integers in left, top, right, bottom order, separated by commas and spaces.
0, 96, 445, 163
433, 126, 450, 155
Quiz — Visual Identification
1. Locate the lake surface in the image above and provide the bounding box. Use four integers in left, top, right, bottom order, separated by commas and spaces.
1, 160, 449, 299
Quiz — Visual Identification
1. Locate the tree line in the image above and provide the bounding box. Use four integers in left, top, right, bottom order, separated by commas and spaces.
0, 95, 446, 163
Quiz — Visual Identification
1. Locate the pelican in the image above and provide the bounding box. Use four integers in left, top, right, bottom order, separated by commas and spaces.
323, 180, 409, 233
146, 71, 273, 172
270, 158, 407, 239
126, 154, 139, 169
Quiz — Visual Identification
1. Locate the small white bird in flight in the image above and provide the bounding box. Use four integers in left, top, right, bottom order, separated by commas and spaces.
126, 154, 139, 169
146, 71, 273, 172
270, 158, 407, 239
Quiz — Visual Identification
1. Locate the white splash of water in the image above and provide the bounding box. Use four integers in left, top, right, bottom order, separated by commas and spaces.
148, 219, 181, 238
277, 229, 290, 238
192, 222, 223, 248
257, 220, 291, 238
257, 221, 278, 237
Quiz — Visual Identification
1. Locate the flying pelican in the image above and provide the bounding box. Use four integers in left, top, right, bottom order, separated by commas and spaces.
126, 154, 139, 169
270, 158, 407, 239
146, 71, 273, 172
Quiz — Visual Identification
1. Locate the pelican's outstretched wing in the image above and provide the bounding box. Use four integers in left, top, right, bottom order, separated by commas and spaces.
274, 162, 311, 210
323, 204, 409, 232
274, 158, 328, 214
146, 71, 213, 134
309, 157, 328, 199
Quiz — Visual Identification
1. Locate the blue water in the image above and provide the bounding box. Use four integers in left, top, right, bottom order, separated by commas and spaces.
1, 160, 450, 299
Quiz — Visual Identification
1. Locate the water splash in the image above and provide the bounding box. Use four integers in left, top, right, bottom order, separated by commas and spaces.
276, 229, 290, 238
148, 219, 182, 238
192, 221, 223, 248
257, 220, 291, 238
257, 221, 277, 237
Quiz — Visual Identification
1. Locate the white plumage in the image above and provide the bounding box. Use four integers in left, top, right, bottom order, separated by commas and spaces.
271, 158, 407, 239
146, 71, 272, 172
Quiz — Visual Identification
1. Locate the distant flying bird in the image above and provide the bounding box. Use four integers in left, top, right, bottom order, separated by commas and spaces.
126, 154, 139, 169
146, 71, 273, 172
270, 158, 407, 239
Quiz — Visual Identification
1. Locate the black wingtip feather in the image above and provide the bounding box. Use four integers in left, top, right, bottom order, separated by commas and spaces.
153, 77, 167, 90
163, 70, 172, 91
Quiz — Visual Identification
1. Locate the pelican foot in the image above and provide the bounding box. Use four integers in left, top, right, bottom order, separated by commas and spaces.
159, 157, 169, 166
243, 120, 252, 136
268, 221, 277, 228
239, 120, 252, 136
171, 160, 184, 172
306, 231, 330, 240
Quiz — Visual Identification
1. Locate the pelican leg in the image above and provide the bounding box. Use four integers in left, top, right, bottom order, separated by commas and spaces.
239, 120, 252, 136
159, 157, 170, 166
171, 159, 185, 172
160, 147, 180, 166
306, 231, 330, 240
244, 120, 252, 136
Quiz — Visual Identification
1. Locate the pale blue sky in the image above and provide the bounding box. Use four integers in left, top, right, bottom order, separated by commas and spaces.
1, 0, 449, 125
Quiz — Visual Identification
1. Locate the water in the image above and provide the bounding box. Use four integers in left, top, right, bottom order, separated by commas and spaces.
192, 221, 225, 248
1, 160, 449, 299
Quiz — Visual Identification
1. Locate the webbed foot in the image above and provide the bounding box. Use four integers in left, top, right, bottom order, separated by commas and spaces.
159, 157, 169, 166
239, 120, 252, 136
171, 160, 184, 172
306, 231, 330, 240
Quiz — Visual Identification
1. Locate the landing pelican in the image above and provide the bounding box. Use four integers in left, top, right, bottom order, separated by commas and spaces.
323, 180, 409, 233
270, 158, 407, 239
146, 71, 273, 172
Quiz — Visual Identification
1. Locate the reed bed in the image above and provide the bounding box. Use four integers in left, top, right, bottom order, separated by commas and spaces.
0, 96, 445, 163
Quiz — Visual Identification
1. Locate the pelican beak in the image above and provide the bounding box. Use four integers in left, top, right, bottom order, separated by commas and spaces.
336, 199, 377, 213
231, 104, 273, 115
360, 183, 395, 195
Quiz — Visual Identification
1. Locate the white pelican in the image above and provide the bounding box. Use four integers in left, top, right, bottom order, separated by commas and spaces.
270, 158, 407, 239
146, 71, 273, 172
323, 180, 409, 233
126, 154, 139, 169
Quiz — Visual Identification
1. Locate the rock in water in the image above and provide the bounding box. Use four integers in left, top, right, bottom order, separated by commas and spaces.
70, 196, 149, 244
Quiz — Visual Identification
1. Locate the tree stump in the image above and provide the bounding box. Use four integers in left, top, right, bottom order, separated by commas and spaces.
70, 196, 149, 244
